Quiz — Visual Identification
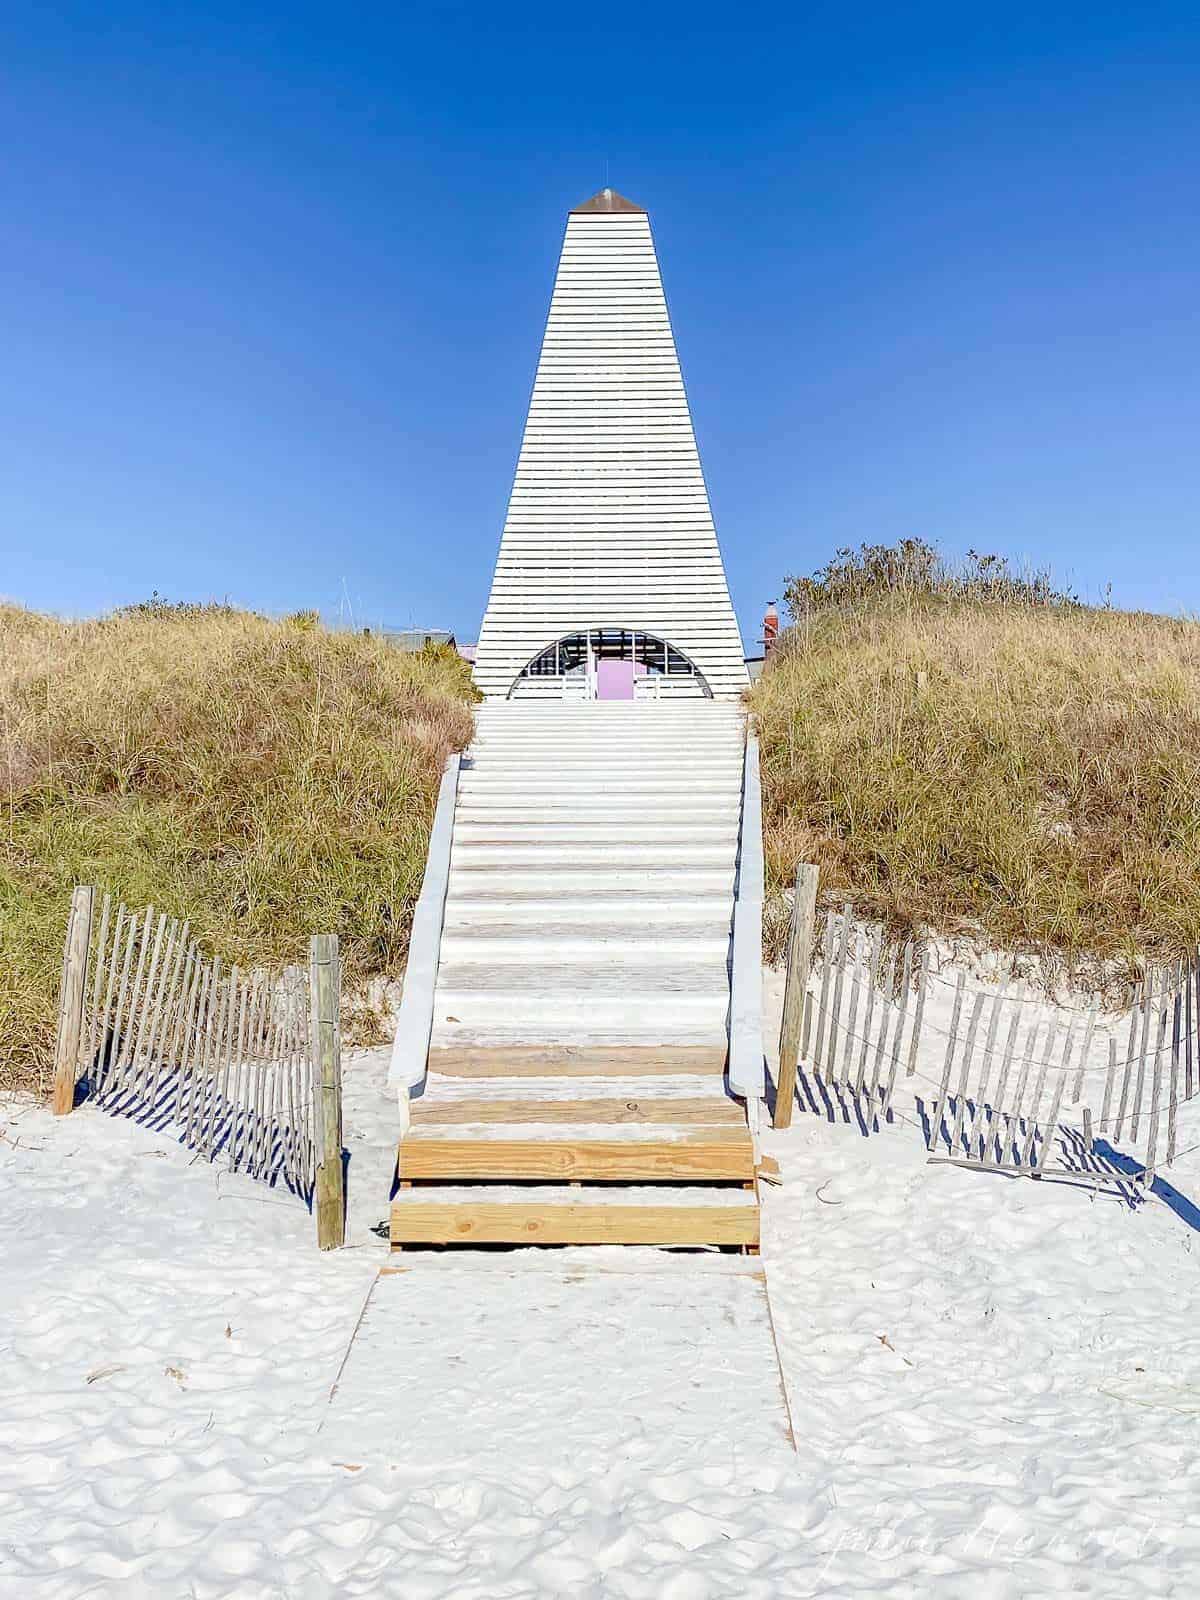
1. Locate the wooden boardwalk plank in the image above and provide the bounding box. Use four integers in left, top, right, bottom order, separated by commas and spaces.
390, 1196, 759, 1247
427, 1044, 727, 1076
398, 1130, 755, 1182
411, 1095, 744, 1125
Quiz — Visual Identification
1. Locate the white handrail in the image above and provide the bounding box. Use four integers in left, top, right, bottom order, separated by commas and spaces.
387, 752, 462, 1095
728, 729, 766, 1100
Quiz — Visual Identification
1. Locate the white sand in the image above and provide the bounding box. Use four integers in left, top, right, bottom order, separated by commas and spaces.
3, 1019, 1200, 1597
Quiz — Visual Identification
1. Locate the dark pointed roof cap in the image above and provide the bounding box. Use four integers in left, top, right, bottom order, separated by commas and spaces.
571, 187, 646, 215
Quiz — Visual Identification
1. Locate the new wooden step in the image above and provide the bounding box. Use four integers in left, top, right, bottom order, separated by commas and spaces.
390, 1185, 759, 1248
397, 1123, 755, 1181
411, 1074, 745, 1126
437, 930, 731, 962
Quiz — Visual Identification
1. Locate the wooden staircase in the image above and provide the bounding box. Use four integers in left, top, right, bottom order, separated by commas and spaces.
390, 702, 759, 1250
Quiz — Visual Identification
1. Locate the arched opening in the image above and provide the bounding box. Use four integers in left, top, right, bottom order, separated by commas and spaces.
510, 628, 712, 700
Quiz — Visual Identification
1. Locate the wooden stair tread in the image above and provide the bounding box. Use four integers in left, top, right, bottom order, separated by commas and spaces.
393, 1184, 757, 1207
411, 1096, 744, 1126
426, 1043, 728, 1075
390, 1187, 759, 1247
397, 1130, 754, 1181
419, 1071, 739, 1098
404, 1122, 750, 1142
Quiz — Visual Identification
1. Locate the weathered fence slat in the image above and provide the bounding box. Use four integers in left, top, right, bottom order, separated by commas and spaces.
979, 988, 1021, 1162
1071, 998, 1099, 1105
1144, 998, 1170, 1181
844, 929, 865, 1086
83, 892, 112, 1085
1011, 1013, 1042, 1135
1033, 1073, 1066, 1175
868, 945, 897, 1099
1107, 1036, 1126, 1139
906, 951, 929, 1079
774, 863, 819, 1129
930, 970, 966, 1145
856, 927, 883, 1093
950, 991, 987, 1154
1168, 988, 1182, 1163
1186, 953, 1195, 1102
118, 908, 160, 1091
1017, 1032, 1053, 1170
106, 907, 141, 1095
880, 941, 913, 1118
812, 912, 836, 1078
310, 933, 345, 1250
1132, 976, 1154, 1141
826, 904, 853, 1079
52, 886, 95, 1115
973, 982, 1008, 1132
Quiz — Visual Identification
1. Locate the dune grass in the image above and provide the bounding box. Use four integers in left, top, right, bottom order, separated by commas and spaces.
752, 548, 1200, 986
0, 603, 476, 1094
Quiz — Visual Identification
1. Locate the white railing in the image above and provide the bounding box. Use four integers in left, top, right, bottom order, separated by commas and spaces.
728, 728, 766, 1100
387, 753, 462, 1094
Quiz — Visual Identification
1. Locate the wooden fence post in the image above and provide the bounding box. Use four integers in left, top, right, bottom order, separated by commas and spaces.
52, 886, 95, 1115
309, 933, 345, 1249
774, 864, 819, 1129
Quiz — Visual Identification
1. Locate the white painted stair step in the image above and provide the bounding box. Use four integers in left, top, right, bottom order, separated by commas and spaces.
438, 931, 730, 961
441, 869, 736, 895
429, 1022, 730, 1049
442, 897, 731, 924
463, 740, 742, 753
436, 956, 729, 992
457, 764, 748, 784
417, 1073, 739, 1102
462, 752, 741, 765
457, 779, 741, 795
450, 843, 735, 867
453, 822, 737, 845
464, 742, 740, 757
454, 806, 739, 827
432, 995, 728, 1029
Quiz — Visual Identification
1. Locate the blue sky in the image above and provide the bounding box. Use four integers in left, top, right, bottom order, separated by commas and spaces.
2, 3, 1198, 646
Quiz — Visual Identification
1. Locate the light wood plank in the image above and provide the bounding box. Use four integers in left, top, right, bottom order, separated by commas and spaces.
410, 1096, 744, 1125
52, 886, 95, 1116
390, 1199, 758, 1247
310, 933, 345, 1250
427, 1044, 727, 1076
398, 1131, 755, 1181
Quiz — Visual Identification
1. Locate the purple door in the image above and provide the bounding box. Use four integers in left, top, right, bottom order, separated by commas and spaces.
596, 658, 636, 700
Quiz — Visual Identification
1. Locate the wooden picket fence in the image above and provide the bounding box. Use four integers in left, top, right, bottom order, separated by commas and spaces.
774, 865, 1200, 1191
52, 886, 345, 1248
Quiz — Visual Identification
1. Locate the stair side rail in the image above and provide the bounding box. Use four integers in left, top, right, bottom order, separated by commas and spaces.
388, 752, 462, 1100
729, 726, 766, 1101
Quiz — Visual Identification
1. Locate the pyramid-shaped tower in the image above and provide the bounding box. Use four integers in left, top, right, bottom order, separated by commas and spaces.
472, 189, 748, 702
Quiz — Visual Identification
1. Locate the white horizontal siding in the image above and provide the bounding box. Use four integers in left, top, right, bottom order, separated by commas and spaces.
473, 208, 747, 702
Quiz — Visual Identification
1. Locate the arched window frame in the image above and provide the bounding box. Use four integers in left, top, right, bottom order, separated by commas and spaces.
510, 628, 712, 697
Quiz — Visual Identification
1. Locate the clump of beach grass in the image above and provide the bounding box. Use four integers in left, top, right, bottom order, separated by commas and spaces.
752, 542, 1200, 988
0, 602, 477, 1095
